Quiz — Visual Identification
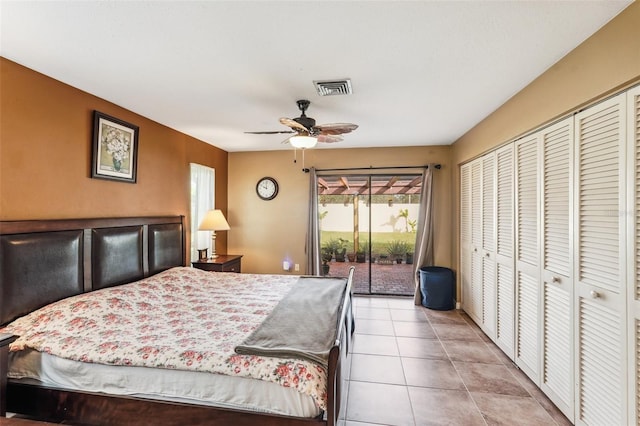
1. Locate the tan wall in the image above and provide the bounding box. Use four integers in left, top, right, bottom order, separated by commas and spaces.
452, 2, 640, 166
0, 58, 229, 254
228, 146, 453, 275
450, 3, 640, 294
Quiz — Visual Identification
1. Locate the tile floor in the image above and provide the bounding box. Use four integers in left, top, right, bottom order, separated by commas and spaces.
345, 296, 573, 426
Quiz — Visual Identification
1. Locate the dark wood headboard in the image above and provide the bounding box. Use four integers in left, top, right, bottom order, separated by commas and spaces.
0, 216, 185, 327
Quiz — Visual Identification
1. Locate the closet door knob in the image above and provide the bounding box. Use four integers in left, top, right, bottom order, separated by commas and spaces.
551, 276, 560, 283
590, 290, 600, 299
485, 252, 490, 257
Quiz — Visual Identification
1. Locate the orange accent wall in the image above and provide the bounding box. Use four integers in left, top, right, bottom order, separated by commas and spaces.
0, 58, 229, 253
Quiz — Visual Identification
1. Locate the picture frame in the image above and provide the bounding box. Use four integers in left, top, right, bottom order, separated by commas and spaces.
198, 248, 209, 261
91, 111, 139, 183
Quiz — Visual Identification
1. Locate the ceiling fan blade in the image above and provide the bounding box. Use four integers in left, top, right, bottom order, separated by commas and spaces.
314, 123, 359, 135
279, 117, 310, 133
249, 101, 357, 146
244, 130, 295, 135
317, 134, 343, 143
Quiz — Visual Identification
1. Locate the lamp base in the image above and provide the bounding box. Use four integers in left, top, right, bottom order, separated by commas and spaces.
210, 232, 218, 260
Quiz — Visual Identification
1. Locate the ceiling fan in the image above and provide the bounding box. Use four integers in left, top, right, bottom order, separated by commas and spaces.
245, 99, 358, 148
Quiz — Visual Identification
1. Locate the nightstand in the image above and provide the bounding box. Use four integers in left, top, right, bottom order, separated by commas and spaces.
192, 255, 242, 273
1, 334, 17, 417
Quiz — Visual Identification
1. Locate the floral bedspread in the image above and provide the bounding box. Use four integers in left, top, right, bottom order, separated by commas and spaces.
1, 267, 330, 410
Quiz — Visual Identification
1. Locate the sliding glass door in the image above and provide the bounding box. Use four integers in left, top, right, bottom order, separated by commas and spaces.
317, 173, 421, 296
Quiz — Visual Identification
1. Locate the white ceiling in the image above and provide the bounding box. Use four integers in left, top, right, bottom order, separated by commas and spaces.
0, 1, 631, 152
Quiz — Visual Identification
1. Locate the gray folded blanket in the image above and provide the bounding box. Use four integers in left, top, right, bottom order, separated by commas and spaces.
235, 276, 347, 366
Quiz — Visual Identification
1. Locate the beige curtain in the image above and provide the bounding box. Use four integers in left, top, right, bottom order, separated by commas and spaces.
306, 167, 322, 275
413, 166, 435, 304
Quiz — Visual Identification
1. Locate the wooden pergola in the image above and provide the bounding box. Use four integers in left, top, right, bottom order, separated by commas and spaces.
317, 175, 423, 196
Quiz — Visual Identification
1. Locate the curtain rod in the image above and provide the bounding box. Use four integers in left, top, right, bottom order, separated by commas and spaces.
303, 164, 441, 173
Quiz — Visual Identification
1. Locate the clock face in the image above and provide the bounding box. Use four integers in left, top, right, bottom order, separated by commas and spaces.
256, 177, 278, 200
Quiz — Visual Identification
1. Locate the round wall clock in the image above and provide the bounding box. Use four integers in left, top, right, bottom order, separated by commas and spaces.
256, 176, 279, 200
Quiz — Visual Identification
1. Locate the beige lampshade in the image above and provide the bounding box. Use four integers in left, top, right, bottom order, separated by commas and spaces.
198, 209, 230, 231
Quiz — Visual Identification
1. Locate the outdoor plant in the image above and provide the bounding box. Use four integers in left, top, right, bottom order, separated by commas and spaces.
398, 209, 417, 233
356, 240, 369, 263
321, 247, 333, 262
334, 238, 349, 262
386, 240, 410, 263
322, 238, 350, 262
321, 244, 333, 275
406, 251, 414, 264
321, 242, 335, 263
323, 238, 341, 255
398, 208, 410, 233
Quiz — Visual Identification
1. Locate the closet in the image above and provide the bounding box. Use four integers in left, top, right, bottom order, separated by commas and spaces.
540, 118, 573, 418
459, 85, 640, 425
461, 152, 497, 338
495, 144, 514, 359
574, 94, 626, 425
514, 133, 540, 383
629, 84, 640, 425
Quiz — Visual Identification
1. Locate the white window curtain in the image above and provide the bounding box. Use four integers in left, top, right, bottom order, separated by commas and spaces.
306, 167, 321, 275
413, 166, 435, 304
190, 163, 215, 261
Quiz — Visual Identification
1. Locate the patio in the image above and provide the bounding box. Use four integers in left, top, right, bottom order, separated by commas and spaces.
326, 260, 417, 296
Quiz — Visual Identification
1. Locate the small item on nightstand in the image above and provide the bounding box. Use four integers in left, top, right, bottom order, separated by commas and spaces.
198, 248, 208, 261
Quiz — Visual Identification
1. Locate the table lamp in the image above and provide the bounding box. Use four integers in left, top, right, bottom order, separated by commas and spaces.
198, 209, 230, 259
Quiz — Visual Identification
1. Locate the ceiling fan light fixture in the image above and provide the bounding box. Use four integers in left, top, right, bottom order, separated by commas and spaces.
290, 135, 317, 149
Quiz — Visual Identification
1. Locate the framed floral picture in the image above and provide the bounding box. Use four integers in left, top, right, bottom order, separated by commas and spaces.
91, 111, 139, 183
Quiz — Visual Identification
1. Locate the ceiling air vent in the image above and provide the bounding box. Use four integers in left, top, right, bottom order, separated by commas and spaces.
313, 79, 353, 96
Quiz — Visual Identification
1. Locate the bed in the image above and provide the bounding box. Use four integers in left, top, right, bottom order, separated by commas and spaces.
0, 216, 354, 426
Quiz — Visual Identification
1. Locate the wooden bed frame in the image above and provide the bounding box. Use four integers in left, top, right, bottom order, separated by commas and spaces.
0, 216, 353, 426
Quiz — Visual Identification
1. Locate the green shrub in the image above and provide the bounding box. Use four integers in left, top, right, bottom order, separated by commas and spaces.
386, 240, 410, 257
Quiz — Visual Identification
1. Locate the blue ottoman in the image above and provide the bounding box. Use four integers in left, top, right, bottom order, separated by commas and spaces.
419, 266, 455, 310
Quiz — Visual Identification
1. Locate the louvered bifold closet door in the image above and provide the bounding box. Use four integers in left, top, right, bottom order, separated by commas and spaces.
514, 134, 541, 383
460, 163, 473, 314
574, 93, 627, 426
540, 117, 574, 421
627, 85, 640, 426
481, 153, 497, 337
495, 144, 515, 359
469, 159, 484, 324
